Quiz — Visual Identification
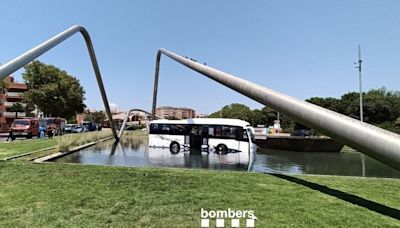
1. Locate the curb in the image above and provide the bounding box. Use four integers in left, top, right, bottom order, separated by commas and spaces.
3, 146, 57, 161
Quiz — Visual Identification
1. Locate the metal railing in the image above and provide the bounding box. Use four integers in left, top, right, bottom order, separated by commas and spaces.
118, 109, 154, 138
0, 25, 119, 141
152, 48, 400, 170
5, 92, 23, 98
4, 102, 27, 108
3, 112, 26, 118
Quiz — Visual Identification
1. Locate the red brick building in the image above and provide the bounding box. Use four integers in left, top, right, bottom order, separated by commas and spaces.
156, 106, 196, 119
0, 76, 28, 133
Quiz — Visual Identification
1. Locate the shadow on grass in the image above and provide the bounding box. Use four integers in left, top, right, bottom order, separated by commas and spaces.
270, 173, 400, 220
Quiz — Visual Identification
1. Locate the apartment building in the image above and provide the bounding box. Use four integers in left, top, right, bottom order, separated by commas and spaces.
0, 76, 28, 133
156, 106, 196, 119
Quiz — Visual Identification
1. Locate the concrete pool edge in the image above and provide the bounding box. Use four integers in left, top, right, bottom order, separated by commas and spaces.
34, 136, 113, 163
3, 146, 57, 161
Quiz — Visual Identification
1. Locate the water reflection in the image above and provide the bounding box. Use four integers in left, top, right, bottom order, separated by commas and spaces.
53, 137, 400, 178
55, 137, 250, 171
253, 148, 400, 178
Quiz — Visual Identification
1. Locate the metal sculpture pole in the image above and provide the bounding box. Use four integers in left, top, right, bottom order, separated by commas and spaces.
152, 48, 400, 170
151, 51, 162, 120
0, 25, 118, 140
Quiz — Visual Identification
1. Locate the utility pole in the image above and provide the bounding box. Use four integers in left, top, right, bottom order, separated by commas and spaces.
355, 45, 363, 122
277, 111, 281, 133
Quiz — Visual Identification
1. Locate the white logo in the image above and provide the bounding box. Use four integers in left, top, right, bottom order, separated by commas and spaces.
200, 208, 257, 227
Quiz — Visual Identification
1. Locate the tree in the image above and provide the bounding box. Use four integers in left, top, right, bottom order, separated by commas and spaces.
209, 103, 253, 123
208, 87, 400, 134
306, 87, 400, 133
396, 117, 400, 127
0, 79, 7, 93
85, 111, 106, 123
9, 102, 24, 118
363, 88, 400, 123
251, 109, 267, 126
306, 97, 341, 112
208, 103, 295, 130
22, 60, 86, 120
260, 106, 295, 132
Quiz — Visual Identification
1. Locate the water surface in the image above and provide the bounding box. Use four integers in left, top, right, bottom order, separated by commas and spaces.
53, 137, 400, 178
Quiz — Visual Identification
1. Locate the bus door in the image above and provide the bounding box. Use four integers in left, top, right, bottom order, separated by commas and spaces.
201, 126, 209, 147
190, 125, 202, 151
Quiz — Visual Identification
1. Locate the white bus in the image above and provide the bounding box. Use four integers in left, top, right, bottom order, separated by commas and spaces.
148, 118, 256, 154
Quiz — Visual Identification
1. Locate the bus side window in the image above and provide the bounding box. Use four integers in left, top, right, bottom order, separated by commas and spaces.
202, 126, 209, 137
169, 124, 186, 135
222, 126, 238, 139
191, 126, 201, 135
214, 126, 222, 137
150, 124, 159, 134
208, 127, 215, 137
177, 125, 186, 134
161, 125, 170, 134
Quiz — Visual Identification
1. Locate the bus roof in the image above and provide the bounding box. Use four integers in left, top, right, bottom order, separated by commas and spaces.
150, 118, 251, 128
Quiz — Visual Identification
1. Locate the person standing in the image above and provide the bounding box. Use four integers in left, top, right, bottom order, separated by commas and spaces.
6, 126, 14, 141
39, 125, 45, 139
47, 127, 54, 139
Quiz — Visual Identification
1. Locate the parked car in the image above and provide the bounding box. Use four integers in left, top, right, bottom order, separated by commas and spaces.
11, 118, 39, 139
72, 125, 85, 133
82, 121, 97, 131
291, 129, 312, 137
82, 121, 102, 131
65, 124, 77, 133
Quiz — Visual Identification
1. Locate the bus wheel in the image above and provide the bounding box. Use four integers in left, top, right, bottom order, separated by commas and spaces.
170, 142, 180, 154
216, 144, 228, 154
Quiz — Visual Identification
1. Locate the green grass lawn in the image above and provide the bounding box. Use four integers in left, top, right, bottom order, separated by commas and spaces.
0, 139, 56, 160
0, 129, 145, 160
0, 162, 399, 227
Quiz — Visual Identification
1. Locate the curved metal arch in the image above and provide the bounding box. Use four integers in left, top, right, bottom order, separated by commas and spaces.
152, 48, 400, 170
118, 108, 154, 138
0, 25, 118, 140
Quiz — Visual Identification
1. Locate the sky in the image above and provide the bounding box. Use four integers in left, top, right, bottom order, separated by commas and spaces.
1, 0, 400, 114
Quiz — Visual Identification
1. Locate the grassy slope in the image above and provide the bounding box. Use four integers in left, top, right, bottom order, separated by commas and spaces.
0, 139, 56, 159
0, 162, 399, 227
